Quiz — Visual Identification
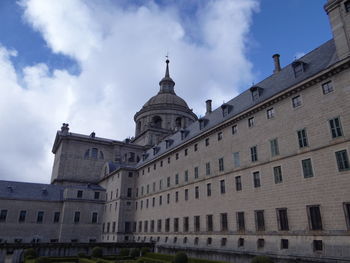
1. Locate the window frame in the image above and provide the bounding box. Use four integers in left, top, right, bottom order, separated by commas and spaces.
307, 205, 323, 231
329, 117, 343, 138
335, 150, 350, 171
292, 95, 302, 108
302, 158, 314, 178
253, 171, 261, 188
266, 107, 275, 119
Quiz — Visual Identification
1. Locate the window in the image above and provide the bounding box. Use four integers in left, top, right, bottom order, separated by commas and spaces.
77, 190, 83, 198
183, 217, 189, 232
185, 189, 189, 201
292, 95, 302, 108
194, 237, 199, 245
232, 125, 237, 134
94, 192, 100, 200
235, 176, 242, 191
183, 237, 187, 244
159, 195, 162, 206
194, 143, 198, 152
175, 174, 179, 184
127, 188, 132, 198
218, 132, 223, 141
221, 213, 228, 231
18, 210, 26, 223
74, 211, 80, 223
184, 170, 189, 182
219, 158, 224, 172
206, 215, 213, 231
345, 0, 350, 12
251, 146, 258, 162
165, 218, 170, 232
205, 138, 210, 146
220, 180, 226, 194
175, 192, 179, 202
322, 81, 333, 94
313, 240, 323, 251
237, 212, 245, 231
255, 210, 265, 231
37, 211, 44, 223
281, 239, 289, 249
248, 117, 255, 127
273, 166, 283, 184
302, 158, 314, 178
329, 117, 343, 138
194, 216, 200, 232
91, 148, 98, 159
194, 167, 199, 179
195, 186, 199, 199
270, 138, 279, 156
266, 108, 275, 119
257, 238, 265, 249
238, 238, 244, 247
152, 197, 155, 207
150, 220, 155, 232
308, 205, 322, 230
233, 152, 240, 168
184, 149, 188, 156
176, 153, 179, 160
343, 203, 350, 229
297, 129, 308, 148
206, 162, 211, 175
276, 208, 289, 231
153, 163, 156, 170
221, 238, 227, 247
159, 180, 162, 190
173, 237, 177, 243
207, 183, 211, 197
207, 237, 212, 245
167, 157, 171, 164
167, 177, 170, 187
92, 212, 98, 224
157, 219, 162, 232
138, 221, 142, 232
144, 221, 148, 232
53, 212, 60, 223
147, 184, 149, 194
253, 171, 261, 188
167, 193, 170, 204
336, 150, 350, 171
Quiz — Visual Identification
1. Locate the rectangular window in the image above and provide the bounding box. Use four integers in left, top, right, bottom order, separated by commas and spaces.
273, 166, 283, 184
175, 191, 179, 202
207, 183, 211, 197
232, 125, 237, 134
255, 210, 265, 231
152, 197, 155, 207
335, 150, 350, 171
329, 117, 343, 138
194, 237, 199, 245
157, 219, 162, 232
257, 238, 265, 249
175, 174, 179, 184
235, 176, 242, 191
270, 138, 279, 156
138, 221, 142, 232
184, 149, 188, 156
18, 210, 26, 223
322, 81, 333, 94
219, 158, 224, 172
127, 188, 132, 198
184, 170, 189, 182
150, 220, 155, 232
253, 171, 261, 188
144, 221, 149, 232
77, 190, 83, 198
276, 208, 289, 231
206, 162, 211, 175
302, 158, 314, 178
176, 153, 179, 160
194, 143, 198, 151
233, 152, 240, 168
266, 108, 275, 119
194, 216, 200, 232
281, 239, 289, 249
217, 132, 223, 141
194, 167, 199, 179
147, 184, 149, 194
237, 212, 245, 231
221, 238, 227, 247
91, 212, 98, 224
159, 195, 162, 206
345, 1, 350, 12
195, 186, 199, 199
152, 182, 155, 192
94, 192, 100, 199
159, 180, 162, 190
308, 205, 322, 230
183, 217, 189, 232
251, 146, 258, 162
207, 237, 212, 246
37, 211, 44, 223
220, 180, 226, 194
343, 203, 350, 229
206, 215, 213, 231
221, 213, 228, 231
165, 218, 170, 232
185, 189, 189, 201
297, 128, 308, 148
238, 238, 244, 247
74, 211, 80, 223
292, 95, 302, 108
248, 117, 255, 127
174, 218, 179, 232
53, 212, 60, 223
205, 138, 210, 146
313, 240, 323, 251
167, 193, 170, 204
167, 177, 170, 187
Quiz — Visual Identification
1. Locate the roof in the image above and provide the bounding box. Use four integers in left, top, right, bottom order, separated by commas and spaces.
0, 180, 104, 201
143, 92, 189, 108
137, 39, 338, 167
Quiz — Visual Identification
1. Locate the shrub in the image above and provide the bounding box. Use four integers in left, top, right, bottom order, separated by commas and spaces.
251, 256, 274, 263
91, 247, 103, 258
174, 252, 188, 263
78, 252, 88, 258
119, 248, 130, 257
130, 248, 141, 258
141, 247, 150, 256
24, 248, 37, 259
35, 257, 50, 263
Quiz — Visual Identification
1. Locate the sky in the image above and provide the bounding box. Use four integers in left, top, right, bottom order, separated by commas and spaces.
0, 0, 332, 183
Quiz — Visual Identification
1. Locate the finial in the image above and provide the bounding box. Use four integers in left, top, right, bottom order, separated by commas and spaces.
165, 53, 170, 77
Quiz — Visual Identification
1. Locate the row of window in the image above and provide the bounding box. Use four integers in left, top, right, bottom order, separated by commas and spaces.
0, 210, 99, 224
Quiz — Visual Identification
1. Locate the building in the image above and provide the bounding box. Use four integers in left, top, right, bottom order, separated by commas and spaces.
1, 0, 350, 262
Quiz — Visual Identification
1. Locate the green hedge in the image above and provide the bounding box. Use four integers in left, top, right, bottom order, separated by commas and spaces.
141, 253, 229, 263
78, 259, 95, 263
141, 253, 173, 262
137, 257, 168, 263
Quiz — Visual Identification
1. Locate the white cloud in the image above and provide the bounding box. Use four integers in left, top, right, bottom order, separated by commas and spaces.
0, 0, 258, 182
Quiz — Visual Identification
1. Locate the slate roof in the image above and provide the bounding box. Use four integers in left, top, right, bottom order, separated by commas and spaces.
0, 180, 104, 201
137, 39, 338, 168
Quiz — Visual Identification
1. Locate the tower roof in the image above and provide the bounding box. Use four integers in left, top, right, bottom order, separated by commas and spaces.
159, 59, 175, 94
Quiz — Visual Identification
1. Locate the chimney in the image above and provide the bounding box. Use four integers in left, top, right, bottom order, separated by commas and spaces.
206, 99, 212, 114
272, 54, 281, 73
61, 123, 69, 135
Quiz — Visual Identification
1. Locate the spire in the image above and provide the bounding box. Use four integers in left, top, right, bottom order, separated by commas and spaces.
159, 58, 175, 94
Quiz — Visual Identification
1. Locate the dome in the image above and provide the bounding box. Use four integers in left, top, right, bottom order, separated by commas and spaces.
143, 92, 190, 109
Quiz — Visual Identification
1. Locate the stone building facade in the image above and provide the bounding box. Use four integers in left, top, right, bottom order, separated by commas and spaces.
1, 0, 350, 262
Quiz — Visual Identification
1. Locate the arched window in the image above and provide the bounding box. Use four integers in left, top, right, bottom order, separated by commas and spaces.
99, 151, 104, 160
91, 148, 98, 159
84, 149, 90, 159
175, 117, 182, 128
152, 116, 162, 128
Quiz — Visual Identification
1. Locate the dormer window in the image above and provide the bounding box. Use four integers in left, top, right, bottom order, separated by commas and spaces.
153, 147, 160, 155
180, 129, 189, 140
142, 153, 149, 161
221, 103, 233, 117
165, 139, 173, 149
199, 118, 208, 130
292, 60, 307, 78
345, 1, 350, 12
250, 86, 264, 101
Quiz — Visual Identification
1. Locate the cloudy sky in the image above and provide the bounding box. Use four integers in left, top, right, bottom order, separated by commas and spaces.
0, 0, 331, 183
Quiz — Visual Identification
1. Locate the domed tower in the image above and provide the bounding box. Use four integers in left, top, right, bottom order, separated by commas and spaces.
133, 59, 198, 147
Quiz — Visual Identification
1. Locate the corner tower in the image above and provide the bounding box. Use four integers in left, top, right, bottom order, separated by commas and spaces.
133, 59, 197, 147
